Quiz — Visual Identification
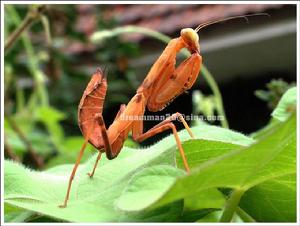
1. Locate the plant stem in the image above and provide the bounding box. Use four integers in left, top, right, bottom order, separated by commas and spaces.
201, 65, 229, 128
6, 116, 44, 169
6, 5, 49, 108
91, 26, 229, 128
41, 15, 52, 46
220, 189, 245, 222
4, 5, 46, 53
236, 207, 256, 222
4, 134, 20, 162
4, 11, 35, 53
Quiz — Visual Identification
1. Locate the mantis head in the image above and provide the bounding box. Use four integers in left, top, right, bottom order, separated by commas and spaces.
180, 28, 200, 54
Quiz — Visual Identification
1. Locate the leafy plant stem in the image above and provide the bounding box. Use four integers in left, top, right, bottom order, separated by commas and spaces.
91, 26, 229, 128
220, 189, 244, 222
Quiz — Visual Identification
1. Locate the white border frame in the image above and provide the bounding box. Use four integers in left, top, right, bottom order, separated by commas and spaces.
1, 1, 299, 225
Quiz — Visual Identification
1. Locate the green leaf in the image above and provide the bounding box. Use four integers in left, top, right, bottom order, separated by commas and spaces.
117, 165, 185, 212
196, 210, 243, 223
252, 86, 297, 140
4, 204, 34, 222
184, 189, 225, 210
4, 124, 252, 222
240, 173, 296, 222
271, 87, 296, 121
116, 114, 296, 223
250, 118, 279, 140
116, 138, 245, 213
124, 137, 140, 148
181, 209, 217, 222
116, 128, 253, 212
255, 79, 296, 110
5, 119, 53, 157
192, 90, 217, 117
196, 211, 223, 222
4, 147, 177, 222
35, 106, 66, 150
176, 139, 242, 170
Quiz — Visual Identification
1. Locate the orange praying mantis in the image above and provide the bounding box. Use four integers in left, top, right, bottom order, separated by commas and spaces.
59, 14, 268, 208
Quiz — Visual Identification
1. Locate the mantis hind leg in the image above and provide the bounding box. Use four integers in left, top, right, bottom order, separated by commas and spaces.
87, 152, 102, 178
87, 104, 126, 178
152, 112, 195, 139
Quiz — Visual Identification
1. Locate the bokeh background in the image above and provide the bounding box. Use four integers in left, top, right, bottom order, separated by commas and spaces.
4, 4, 297, 169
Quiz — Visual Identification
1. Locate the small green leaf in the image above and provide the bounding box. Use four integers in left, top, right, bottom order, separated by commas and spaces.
271, 87, 296, 121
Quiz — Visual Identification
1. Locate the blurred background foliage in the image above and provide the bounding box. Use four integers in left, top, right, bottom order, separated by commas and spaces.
4, 5, 142, 169
4, 4, 296, 170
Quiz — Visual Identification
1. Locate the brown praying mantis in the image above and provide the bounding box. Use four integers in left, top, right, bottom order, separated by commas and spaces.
59, 14, 268, 208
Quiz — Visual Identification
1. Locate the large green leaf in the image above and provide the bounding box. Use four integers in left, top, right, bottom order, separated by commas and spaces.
240, 173, 296, 222
117, 165, 185, 212
116, 114, 296, 222
4, 124, 252, 222
116, 139, 244, 212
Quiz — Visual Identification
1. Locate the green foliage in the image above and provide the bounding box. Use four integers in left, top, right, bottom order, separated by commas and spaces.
116, 115, 295, 215
4, 88, 297, 222
5, 124, 253, 222
255, 79, 296, 110
35, 106, 66, 149
192, 90, 217, 121
240, 173, 296, 222
4, 5, 141, 168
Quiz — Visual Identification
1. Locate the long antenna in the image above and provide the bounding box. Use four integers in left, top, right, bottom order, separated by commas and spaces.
195, 13, 270, 33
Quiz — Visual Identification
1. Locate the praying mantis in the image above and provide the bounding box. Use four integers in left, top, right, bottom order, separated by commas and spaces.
59, 14, 268, 208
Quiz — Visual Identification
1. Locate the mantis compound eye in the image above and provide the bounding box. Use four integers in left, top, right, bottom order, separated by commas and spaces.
180, 28, 200, 53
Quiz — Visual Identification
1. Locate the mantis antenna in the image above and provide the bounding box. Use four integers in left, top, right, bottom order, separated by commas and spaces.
195, 13, 270, 32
